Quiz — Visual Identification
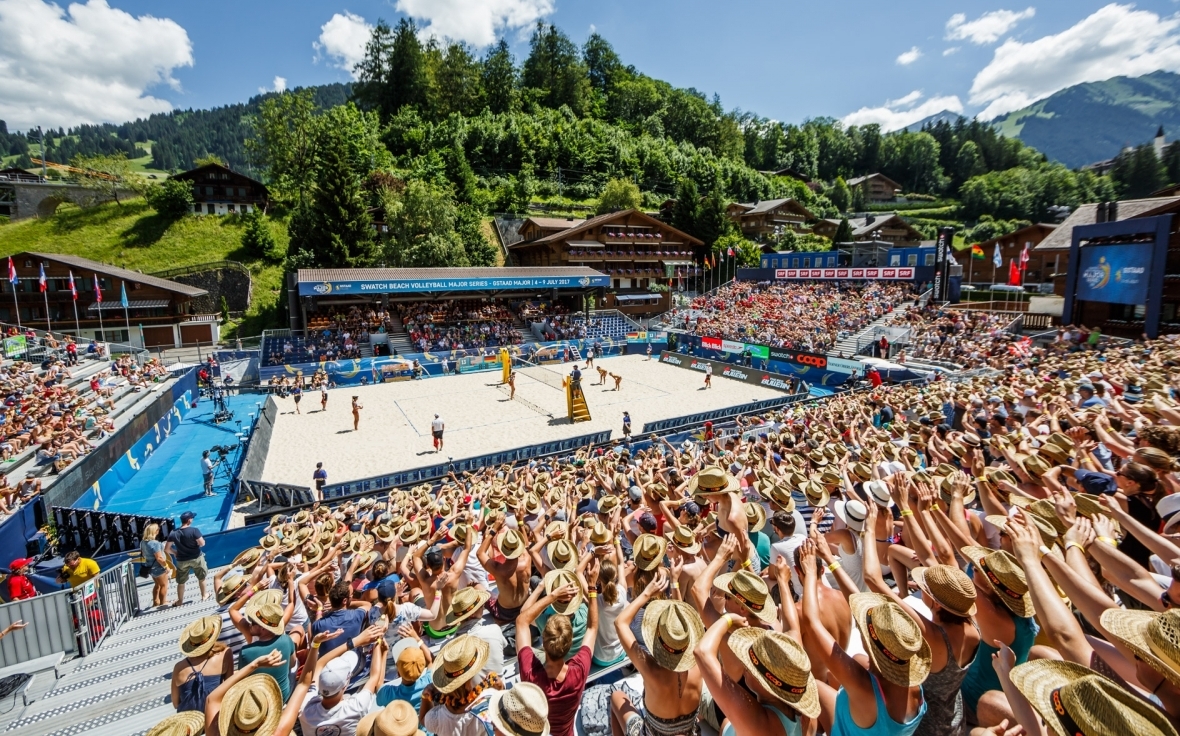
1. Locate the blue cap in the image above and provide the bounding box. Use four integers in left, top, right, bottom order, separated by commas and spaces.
180, 511, 196, 522
1074, 468, 1117, 496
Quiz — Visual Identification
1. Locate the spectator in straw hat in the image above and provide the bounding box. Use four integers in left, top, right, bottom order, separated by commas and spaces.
799, 540, 929, 735
237, 595, 299, 702
487, 682, 550, 736
173, 615, 232, 714
358, 701, 424, 736
146, 711, 205, 736
422, 634, 501, 736
515, 558, 599, 736
612, 564, 704, 736
204, 650, 285, 736
477, 515, 532, 623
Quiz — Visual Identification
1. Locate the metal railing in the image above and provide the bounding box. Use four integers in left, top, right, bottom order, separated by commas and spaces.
0, 588, 77, 667
68, 560, 138, 656
149, 260, 251, 280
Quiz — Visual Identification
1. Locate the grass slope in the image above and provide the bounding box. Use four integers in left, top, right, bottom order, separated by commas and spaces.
0, 199, 285, 338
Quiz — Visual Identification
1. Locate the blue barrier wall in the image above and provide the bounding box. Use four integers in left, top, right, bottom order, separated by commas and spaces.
670, 334, 851, 387
258, 339, 629, 386
640, 395, 799, 433
0, 502, 42, 578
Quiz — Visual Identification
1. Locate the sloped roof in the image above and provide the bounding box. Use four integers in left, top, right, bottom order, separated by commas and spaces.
1035, 197, 1180, 251
171, 162, 267, 191
733, 198, 816, 218
972, 223, 1058, 249
24, 252, 207, 297
522, 217, 587, 230
821, 213, 923, 240
517, 209, 704, 247
847, 173, 902, 190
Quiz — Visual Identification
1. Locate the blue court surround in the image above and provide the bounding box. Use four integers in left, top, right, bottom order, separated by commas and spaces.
92, 393, 262, 530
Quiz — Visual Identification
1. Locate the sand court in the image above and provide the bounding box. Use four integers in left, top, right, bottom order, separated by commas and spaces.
259, 354, 785, 486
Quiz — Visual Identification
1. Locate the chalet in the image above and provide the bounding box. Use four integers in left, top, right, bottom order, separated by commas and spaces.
727, 199, 815, 242
1034, 197, 1180, 336
967, 223, 1058, 286
847, 173, 903, 203
3, 252, 216, 348
510, 209, 705, 314
516, 216, 587, 242
171, 162, 268, 216
812, 213, 924, 246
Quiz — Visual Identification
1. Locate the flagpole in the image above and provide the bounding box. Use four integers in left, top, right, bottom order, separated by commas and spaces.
70, 272, 80, 335
41, 267, 51, 335
121, 281, 131, 345
95, 275, 105, 345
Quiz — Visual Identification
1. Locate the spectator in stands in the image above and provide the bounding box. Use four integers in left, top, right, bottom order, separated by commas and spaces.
376, 635, 434, 710
6, 557, 36, 600
515, 559, 599, 736
421, 634, 504, 736
312, 580, 372, 655
140, 522, 171, 608
56, 550, 100, 589
168, 511, 210, 604
0, 620, 26, 641
299, 632, 388, 736
173, 615, 233, 714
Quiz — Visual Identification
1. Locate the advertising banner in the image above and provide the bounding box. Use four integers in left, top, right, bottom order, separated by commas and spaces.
699, 335, 766, 357
2, 335, 26, 358
626, 331, 669, 343
659, 352, 801, 393
932, 227, 954, 302
298, 273, 610, 297
824, 356, 864, 375
768, 347, 829, 369
1075, 243, 1153, 306
773, 267, 915, 281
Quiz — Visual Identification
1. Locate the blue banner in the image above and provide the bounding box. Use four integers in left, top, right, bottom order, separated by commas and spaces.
299, 274, 610, 296
1076, 243, 1153, 305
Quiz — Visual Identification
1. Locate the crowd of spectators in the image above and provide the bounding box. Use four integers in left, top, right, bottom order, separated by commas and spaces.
123, 322, 1180, 736
399, 299, 522, 352
673, 281, 915, 353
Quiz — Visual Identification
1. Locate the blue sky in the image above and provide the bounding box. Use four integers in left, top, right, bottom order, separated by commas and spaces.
4, 0, 1180, 132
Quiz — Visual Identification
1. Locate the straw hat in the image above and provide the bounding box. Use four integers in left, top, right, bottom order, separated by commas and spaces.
179, 615, 222, 658
850, 462, 873, 482
834, 499, 868, 533
714, 569, 777, 624
358, 701, 424, 736
589, 522, 612, 546
745, 502, 767, 533
219, 674, 282, 736
231, 546, 264, 571
216, 573, 250, 606
849, 593, 931, 687
864, 480, 893, 508
633, 534, 667, 571
431, 634, 491, 694
983, 467, 1018, 487
807, 450, 829, 467
911, 565, 977, 617
546, 539, 578, 571
938, 476, 977, 507
302, 542, 324, 566
245, 599, 285, 636
544, 520, 568, 540
688, 466, 740, 497
665, 525, 702, 555
1020, 453, 1053, 479
146, 711, 206, 736
488, 682, 550, 736
542, 569, 583, 616
290, 526, 313, 546
1101, 608, 1180, 688
445, 586, 491, 627
640, 599, 704, 672
399, 524, 421, 544
802, 481, 829, 509
961, 547, 1034, 617
598, 495, 621, 514
259, 534, 280, 551
728, 628, 820, 717
984, 513, 1060, 547
497, 529, 526, 559
765, 483, 796, 512
819, 469, 842, 486
1010, 660, 1177, 736
1073, 494, 1108, 521
372, 524, 395, 543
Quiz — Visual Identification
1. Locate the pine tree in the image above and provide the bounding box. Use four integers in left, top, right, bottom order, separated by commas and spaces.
482, 40, 519, 115
670, 179, 700, 237
695, 193, 729, 247
294, 135, 375, 268
834, 218, 854, 243
240, 208, 276, 259
829, 176, 851, 212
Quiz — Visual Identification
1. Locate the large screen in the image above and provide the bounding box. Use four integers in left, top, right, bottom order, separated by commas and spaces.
1075, 243, 1153, 305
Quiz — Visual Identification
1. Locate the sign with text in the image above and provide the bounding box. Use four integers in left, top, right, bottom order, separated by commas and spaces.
932, 227, 954, 302
298, 273, 610, 296
773, 267, 915, 281
1075, 243, 1153, 306
824, 356, 864, 375
659, 352, 800, 392
768, 347, 829, 369
700, 336, 769, 358
2, 335, 26, 358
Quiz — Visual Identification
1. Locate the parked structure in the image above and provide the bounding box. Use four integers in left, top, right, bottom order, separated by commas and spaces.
847, 173, 903, 202
170, 162, 268, 216
812, 213, 924, 245
726, 199, 815, 242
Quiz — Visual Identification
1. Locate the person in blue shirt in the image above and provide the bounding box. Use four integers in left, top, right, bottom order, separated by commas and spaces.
376, 636, 433, 710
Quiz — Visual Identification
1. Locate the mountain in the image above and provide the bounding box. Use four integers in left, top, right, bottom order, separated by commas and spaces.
992, 71, 1180, 169
905, 110, 966, 133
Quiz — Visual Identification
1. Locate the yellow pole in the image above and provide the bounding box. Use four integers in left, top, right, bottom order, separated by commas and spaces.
500, 348, 510, 384
564, 377, 573, 420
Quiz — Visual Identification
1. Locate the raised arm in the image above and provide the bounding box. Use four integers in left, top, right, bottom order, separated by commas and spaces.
1087, 515, 1167, 611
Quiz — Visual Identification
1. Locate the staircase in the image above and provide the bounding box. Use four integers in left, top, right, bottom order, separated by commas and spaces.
385, 312, 414, 355
570, 388, 591, 422
832, 311, 900, 357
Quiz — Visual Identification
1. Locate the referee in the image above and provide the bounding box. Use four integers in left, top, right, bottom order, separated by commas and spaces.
431, 414, 445, 452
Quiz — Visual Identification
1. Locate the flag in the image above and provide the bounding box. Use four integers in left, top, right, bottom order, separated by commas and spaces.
970, 244, 985, 260
7, 257, 16, 286
38, 264, 46, 293
1008, 258, 1021, 286
119, 282, 128, 308
1020, 243, 1030, 271
68, 271, 77, 300
727, 246, 735, 257
993, 243, 1003, 268
93, 274, 102, 303
1008, 336, 1032, 358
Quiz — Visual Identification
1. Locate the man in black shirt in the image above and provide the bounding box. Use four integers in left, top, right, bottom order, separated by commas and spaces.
166, 511, 209, 605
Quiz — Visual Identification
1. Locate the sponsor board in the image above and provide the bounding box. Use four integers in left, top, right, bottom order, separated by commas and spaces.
658, 352, 799, 392
824, 356, 863, 375
298, 274, 610, 297
773, 267, 915, 281
768, 347, 828, 369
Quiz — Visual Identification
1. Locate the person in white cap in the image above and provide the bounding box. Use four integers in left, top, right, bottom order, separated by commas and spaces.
300, 633, 389, 736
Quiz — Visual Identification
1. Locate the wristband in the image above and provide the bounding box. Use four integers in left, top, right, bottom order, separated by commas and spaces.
1097, 536, 1118, 548
741, 559, 752, 569
671, 582, 680, 589
311, 642, 321, 649
1065, 541, 1085, 554
724, 613, 735, 629
900, 510, 914, 518
588, 592, 597, 600
931, 502, 942, 512
1038, 545, 1052, 557
827, 561, 842, 573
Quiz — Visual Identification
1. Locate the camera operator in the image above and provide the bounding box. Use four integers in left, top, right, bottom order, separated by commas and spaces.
202, 449, 220, 497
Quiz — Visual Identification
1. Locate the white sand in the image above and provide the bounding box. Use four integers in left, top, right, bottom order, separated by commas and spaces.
259, 354, 785, 486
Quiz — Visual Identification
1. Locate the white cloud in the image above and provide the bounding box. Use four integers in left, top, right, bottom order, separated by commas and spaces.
260, 76, 287, 94
315, 11, 373, 78
971, 3, 1180, 119
896, 46, 923, 65
943, 47, 960, 56
395, 0, 555, 47
842, 91, 965, 132
0, 0, 192, 131
946, 7, 1036, 45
